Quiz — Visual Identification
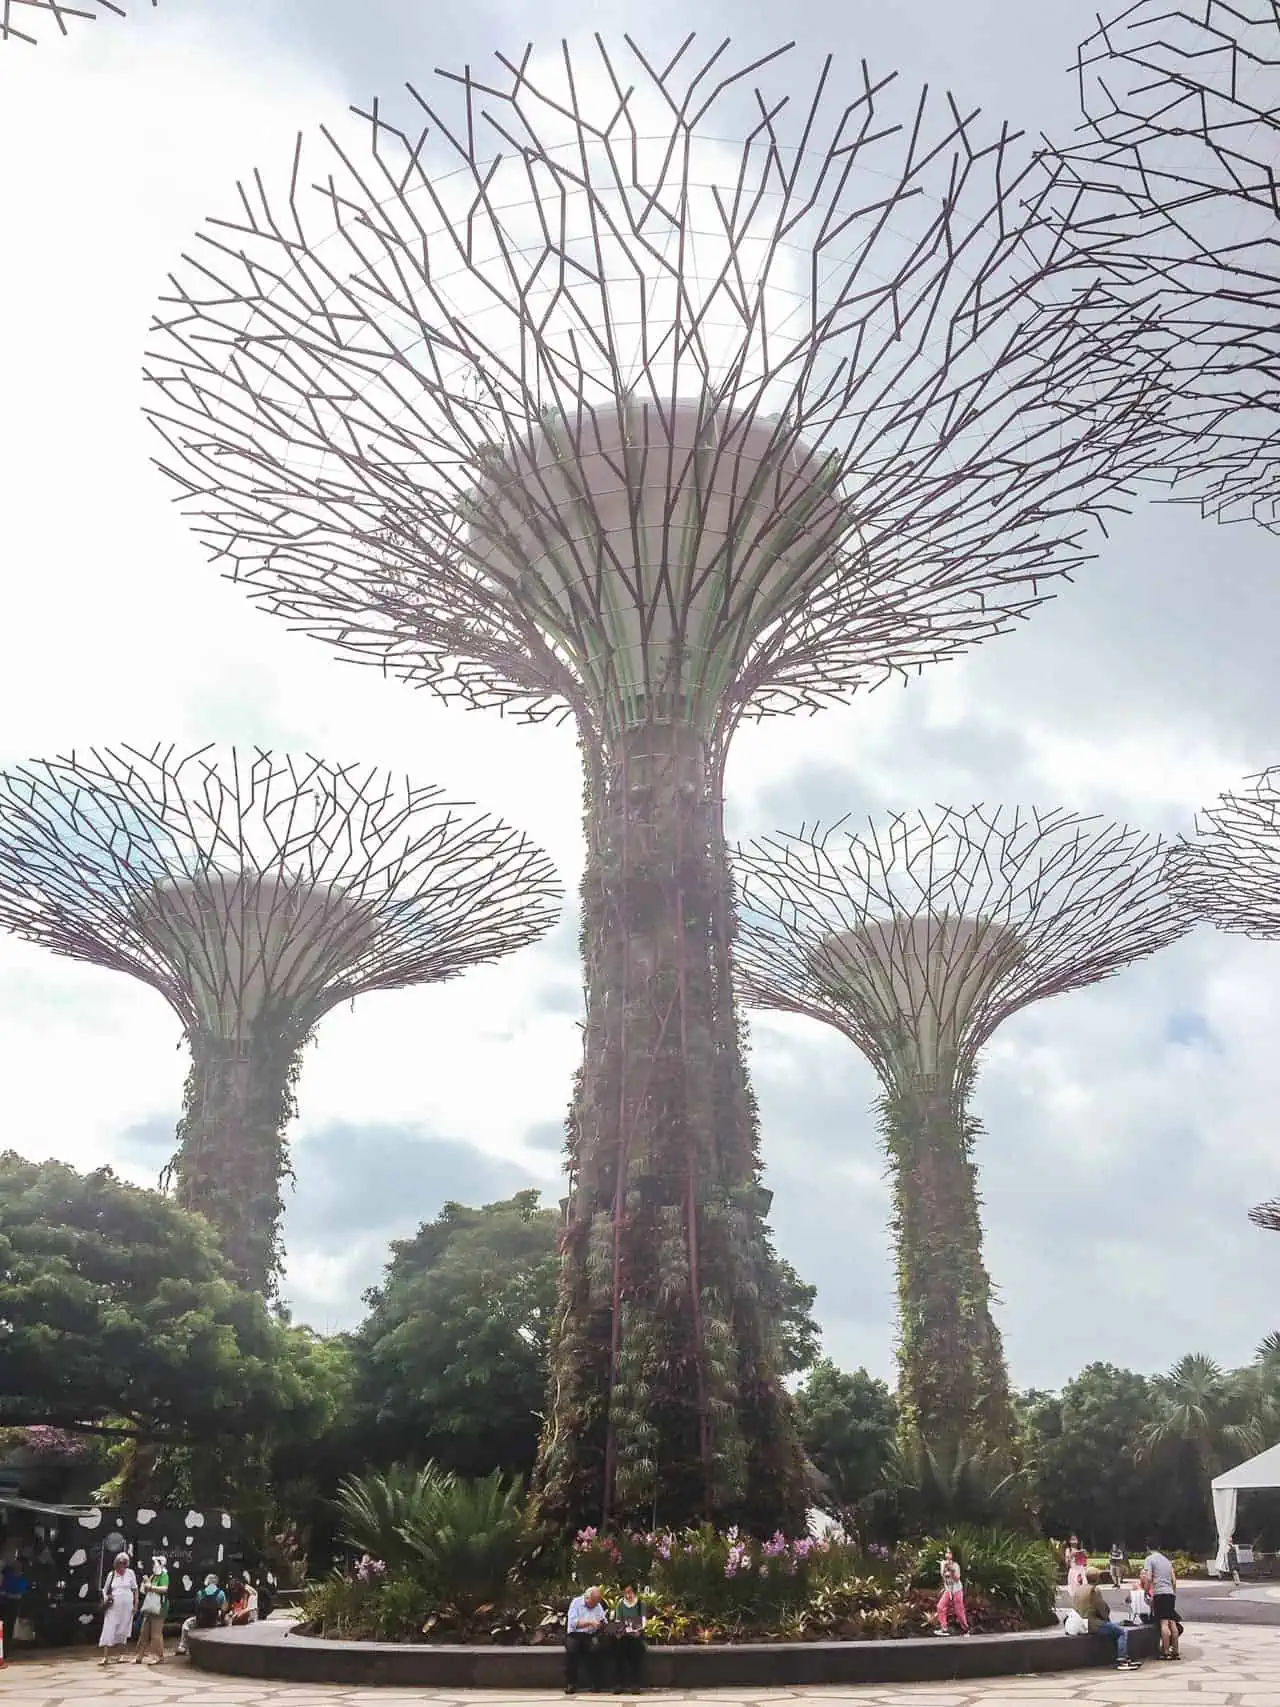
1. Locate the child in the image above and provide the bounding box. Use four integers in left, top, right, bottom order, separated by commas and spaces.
1126, 1580, 1150, 1627
935, 1547, 970, 1636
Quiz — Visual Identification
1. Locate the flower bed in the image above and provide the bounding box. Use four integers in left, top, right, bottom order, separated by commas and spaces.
302, 1509, 1058, 1647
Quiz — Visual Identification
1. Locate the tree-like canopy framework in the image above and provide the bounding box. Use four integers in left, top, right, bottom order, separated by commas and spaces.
141, 35, 1167, 1532
1167, 765, 1280, 939
734, 807, 1189, 1460
1, 0, 153, 46
1049, 0, 1280, 529
0, 744, 561, 1290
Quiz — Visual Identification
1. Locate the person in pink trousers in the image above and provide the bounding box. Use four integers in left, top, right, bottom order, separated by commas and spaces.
936, 1547, 970, 1636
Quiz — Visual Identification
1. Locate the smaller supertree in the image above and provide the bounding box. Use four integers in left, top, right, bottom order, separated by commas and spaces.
0, 745, 561, 1291
734, 807, 1190, 1463
1168, 764, 1280, 1233
2, 0, 153, 46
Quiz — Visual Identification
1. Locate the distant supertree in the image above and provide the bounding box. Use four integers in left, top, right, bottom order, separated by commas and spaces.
735, 808, 1189, 1461
1047, 0, 1280, 529
142, 38, 1166, 1530
1, 0, 153, 46
0, 745, 561, 1293
1168, 766, 1280, 1235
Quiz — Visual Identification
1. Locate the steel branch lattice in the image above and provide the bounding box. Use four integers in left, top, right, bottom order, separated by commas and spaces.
143, 37, 1169, 743
1167, 764, 1280, 939
0, 744, 562, 1041
1049, 1, 1280, 529
734, 806, 1190, 1085
1, 0, 152, 46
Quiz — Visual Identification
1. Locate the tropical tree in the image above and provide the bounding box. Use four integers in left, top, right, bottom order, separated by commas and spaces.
1140, 1353, 1261, 1545
0, 1152, 306, 1444
794, 1360, 896, 1515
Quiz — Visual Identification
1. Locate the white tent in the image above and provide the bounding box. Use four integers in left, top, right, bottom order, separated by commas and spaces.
1211, 1442, 1280, 1562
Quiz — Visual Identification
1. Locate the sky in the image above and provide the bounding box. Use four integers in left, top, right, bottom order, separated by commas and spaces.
2, 0, 1280, 1396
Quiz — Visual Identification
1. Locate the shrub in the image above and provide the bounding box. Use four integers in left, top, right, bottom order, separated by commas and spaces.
398, 1469, 531, 1615
911, 1527, 1057, 1625
334, 1464, 447, 1575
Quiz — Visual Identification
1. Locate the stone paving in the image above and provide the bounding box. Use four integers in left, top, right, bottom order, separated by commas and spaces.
8, 1624, 1280, 1707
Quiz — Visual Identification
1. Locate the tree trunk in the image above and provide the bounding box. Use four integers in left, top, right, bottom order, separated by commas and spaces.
535, 724, 809, 1533
167, 1031, 304, 1295
880, 1076, 1017, 1464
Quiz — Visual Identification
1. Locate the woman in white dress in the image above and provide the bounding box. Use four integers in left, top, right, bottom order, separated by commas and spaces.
98, 1552, 138, 1666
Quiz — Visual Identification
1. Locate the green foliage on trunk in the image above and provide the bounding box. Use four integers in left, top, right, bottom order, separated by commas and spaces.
536, 730, 809, 1533
167, 1026, 310, 1295
879, 1077, 1017, 1468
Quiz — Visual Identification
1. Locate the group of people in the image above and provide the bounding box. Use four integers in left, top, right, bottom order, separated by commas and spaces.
96, 1549, 259, 1665
563, 1585, 648, 1693
1063, 1537, 1184, 1669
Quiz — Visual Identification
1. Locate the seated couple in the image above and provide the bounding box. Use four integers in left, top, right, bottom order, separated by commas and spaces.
1068, 1575, 1142, 1671
565, 1585, 647, 1694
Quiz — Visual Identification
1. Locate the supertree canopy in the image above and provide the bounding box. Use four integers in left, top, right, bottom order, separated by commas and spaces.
142, 37, 1166, 1530
1168, 766, 1280, 1234
1, 0, 153, 46
0, 745, 561, 1292
734, 808, 1190, 1462
1047, 0, 1280, 529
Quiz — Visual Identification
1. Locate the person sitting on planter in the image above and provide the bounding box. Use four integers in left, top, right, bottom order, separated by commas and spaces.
178, 1574, 227, 1655
611, 1584, 646, 1692
1070, 1572, 1141, 1671
565, 1584, 609, 1695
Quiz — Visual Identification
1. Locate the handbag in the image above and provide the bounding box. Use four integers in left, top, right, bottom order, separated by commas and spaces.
1063, 1609, 1089, 1636
141, 1591, 164, 1617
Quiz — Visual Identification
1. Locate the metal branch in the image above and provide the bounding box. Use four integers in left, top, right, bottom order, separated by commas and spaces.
1048, 1, 1280, 530
734, 806, 1190, 1085
1168, 763, 1280, 938
0, 744, 562, 1040
1, 0, 151, 46
143, 39, 1170, 742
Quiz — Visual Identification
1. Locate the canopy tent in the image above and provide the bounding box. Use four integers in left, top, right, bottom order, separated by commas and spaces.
1211, 1442, 1280, 1561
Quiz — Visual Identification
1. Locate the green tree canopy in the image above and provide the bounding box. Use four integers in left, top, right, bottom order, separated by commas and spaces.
794, 1359, 897, 1514
0, 1151, 307, 1443
354, 1191, 560, 1477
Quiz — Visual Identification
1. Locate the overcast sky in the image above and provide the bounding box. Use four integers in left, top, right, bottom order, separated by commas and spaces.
2, 0, 1280, 1395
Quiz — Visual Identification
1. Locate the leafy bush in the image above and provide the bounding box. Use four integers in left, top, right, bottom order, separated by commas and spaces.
911, 1528, 1057, 1625
334, 1464, 446, 1575
399, 1469, 531, 1615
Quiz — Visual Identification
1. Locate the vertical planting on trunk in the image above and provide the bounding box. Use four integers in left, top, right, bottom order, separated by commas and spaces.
168, 1027, 307, 1295
879, 1071, 1017, 1465
536, 729, 807, 1533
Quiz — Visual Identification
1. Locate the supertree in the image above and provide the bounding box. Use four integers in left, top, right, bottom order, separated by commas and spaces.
1045, 0, 1280, 529
1167, 765, 1280, 1234
1, 0, 153, 46
0, 744, 561, 1293
141, 38, 1168, 1529
734, 808, 1190, 1462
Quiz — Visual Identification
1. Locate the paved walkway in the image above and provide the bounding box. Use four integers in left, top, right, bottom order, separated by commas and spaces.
7, 1623, 1280, 1706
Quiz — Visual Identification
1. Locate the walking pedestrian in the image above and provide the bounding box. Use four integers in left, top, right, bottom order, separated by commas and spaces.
98, 1552, 138, 1667
935, 1547, 970, 1636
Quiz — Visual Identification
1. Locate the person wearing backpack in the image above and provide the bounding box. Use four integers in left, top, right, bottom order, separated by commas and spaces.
178, 1574, 226, 1656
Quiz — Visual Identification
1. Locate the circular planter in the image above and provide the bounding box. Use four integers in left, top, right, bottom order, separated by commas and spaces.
188, 1617, 1158, 1687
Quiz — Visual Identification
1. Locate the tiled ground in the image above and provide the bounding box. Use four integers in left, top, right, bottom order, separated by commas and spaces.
7, 1624, 1280, 1707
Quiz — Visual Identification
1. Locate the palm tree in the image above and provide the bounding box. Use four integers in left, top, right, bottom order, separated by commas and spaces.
1141, 1355, 1265, 1539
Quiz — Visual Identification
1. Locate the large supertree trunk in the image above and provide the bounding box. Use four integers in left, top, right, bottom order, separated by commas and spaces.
536, 725, 809, 1533
880, 1073, 1017, 1465
167, 1028, 305, 1294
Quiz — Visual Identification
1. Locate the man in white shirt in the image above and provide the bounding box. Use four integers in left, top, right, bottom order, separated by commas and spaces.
565, 1585, 609, 1695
